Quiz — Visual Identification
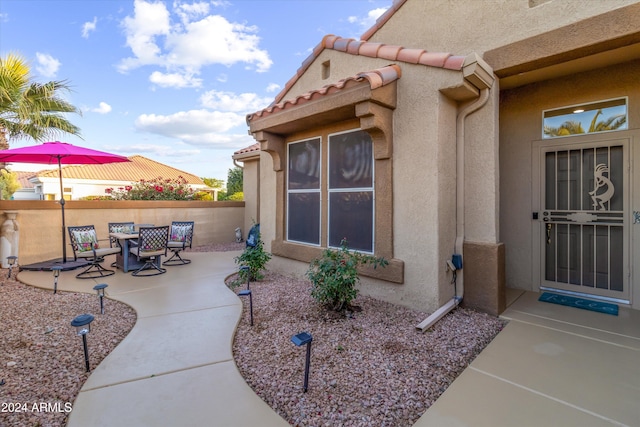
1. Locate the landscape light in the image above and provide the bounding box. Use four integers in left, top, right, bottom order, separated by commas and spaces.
238, 289, 254, 326
93, 283, 108, 315
291, 332, 313, 393
70, 314, 95, 372
51, 266, 63, 294
6, 256, 17, 278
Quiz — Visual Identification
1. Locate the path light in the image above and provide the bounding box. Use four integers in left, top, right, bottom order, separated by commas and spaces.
70, 314, 95, 372
93, 284, 108, 314
291, 332, 313, 393
6, 256, 17, 279
238, 289, 253, 326
240, 265, 250, 290
51, 266, 63, 294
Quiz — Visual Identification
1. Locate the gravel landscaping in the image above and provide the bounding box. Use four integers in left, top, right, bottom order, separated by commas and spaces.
1, 242, 506, 427
229, 270, 506, 427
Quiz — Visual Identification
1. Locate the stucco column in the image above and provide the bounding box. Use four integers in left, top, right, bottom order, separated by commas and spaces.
1, 210, 19, 268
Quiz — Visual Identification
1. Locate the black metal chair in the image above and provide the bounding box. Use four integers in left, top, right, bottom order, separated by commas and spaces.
130, 226, 169, 276
164, 221, 194, 266
68, 225, 121, 279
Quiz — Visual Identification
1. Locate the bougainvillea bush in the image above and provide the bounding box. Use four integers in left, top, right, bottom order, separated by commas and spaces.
106, 176, 195, 201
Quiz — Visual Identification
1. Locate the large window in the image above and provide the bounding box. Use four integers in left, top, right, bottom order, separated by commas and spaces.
287, 129, 374, 252
328, 130, 374, 252
287, 138, 321, 245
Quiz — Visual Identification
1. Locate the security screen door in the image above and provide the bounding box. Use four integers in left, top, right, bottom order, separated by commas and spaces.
541, 138, 629, 302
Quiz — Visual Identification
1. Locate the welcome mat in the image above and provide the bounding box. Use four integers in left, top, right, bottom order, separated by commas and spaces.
539, 292, 618, 316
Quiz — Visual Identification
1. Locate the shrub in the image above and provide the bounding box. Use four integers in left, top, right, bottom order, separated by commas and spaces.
234, 233, 271, 286
106, 176, 194, 200
306, 239, 388, 312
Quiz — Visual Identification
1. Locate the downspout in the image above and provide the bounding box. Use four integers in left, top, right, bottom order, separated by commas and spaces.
416, 85, 491, 332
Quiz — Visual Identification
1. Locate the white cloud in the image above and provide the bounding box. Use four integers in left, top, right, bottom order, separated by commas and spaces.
135, 110, 245, 141
348, 7, 388, 30
199, 90, 271, 113
90, 102, 112, 114
118, 0, 272, 88
266, 83, 281, 93
35, 53, 61, 78
82, 17, 98, 38
149, 71, 202, 88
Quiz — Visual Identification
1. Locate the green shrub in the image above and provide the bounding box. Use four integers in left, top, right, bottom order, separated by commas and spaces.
234, 234, 271, 285
306, 239, 388, 312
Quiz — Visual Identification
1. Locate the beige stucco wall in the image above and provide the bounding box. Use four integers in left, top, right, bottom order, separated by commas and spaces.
500, 59, 640, 298
0, 200, 244, 265
256, 47, 492, 312
369, 0, 639, 56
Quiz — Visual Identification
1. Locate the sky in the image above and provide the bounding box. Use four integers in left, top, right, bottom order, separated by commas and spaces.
0, 0, 391, 183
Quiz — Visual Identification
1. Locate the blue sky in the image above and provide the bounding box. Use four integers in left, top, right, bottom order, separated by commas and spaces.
0, 0, 390, 183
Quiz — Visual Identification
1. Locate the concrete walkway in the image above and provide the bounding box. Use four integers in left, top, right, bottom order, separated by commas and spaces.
17, 252, 640, 426
17, 251, 288, 427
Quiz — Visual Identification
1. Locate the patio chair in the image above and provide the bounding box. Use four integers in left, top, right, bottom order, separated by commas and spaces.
164, 221, 194, 266
130, 225, 169, 276
108, 222, 136, 267
68, 225, 121, 279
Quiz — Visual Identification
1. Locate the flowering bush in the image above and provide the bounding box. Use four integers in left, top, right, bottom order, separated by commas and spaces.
106, 176, 195, 201
306, 239, 388, 312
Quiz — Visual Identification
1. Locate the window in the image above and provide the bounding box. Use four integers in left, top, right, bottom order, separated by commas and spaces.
328, 130, 374, 252
286, 129, 374, 252
543, 97, 627, 139
287, 138, 321, 245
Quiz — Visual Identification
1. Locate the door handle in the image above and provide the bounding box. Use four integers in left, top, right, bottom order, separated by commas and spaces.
546, 223, 552, 245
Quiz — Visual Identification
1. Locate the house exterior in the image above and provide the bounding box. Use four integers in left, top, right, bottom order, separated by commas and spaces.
237, 0, 640, 316
11, 155, 212, 201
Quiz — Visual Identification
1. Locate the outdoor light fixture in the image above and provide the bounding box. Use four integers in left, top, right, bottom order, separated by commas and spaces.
6, 256, 17, 279
70, 314, 95, 372
240, 265, 250, 290
93, 284, 108, 315
51, 266, 63, 294
238, 289, 254, 326
291, 332, 313, 393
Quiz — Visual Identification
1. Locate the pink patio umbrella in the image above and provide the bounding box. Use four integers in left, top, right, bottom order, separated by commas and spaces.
0, 141, 130, 263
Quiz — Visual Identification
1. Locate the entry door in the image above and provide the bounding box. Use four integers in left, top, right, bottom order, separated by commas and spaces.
540, 138, 629, 302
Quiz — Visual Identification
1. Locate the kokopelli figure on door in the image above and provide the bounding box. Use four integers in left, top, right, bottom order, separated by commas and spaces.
589, 163, 614, 210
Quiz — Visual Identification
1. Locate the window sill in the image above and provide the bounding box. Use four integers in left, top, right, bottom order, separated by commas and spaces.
272, 240, 404, 284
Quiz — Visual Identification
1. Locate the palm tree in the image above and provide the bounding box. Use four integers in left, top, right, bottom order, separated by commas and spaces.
0, 53, 82, 152
544, 108, 627, 138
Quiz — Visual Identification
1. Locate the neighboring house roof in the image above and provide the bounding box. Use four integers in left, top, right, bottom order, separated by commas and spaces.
36, 155, 204, 185
15, 171, 36, 189
273, 34, 464, 105
247, 64, 402, 123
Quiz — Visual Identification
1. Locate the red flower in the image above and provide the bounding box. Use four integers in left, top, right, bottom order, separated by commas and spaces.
125, 185, 132, 191
105, 188, 112, 194
155, 185, 163, 192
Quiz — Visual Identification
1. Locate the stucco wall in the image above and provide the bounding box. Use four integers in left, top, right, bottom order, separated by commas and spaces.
256, 48, 487, 312
368, 0, 639, 56
500, 58, 640, 291
0, 200, 244, 265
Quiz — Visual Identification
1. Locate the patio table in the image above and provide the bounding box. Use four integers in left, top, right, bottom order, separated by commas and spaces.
109, 231, 150, 273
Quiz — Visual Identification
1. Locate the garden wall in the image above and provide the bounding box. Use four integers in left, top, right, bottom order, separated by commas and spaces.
0, 200, 244, 265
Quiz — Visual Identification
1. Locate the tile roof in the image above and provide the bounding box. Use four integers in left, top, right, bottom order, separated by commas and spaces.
247, 64, 402, 123
233, 142, 260, 156
35, 155, 204, 185
273, 34, 464, 105
14, 171, 36, 189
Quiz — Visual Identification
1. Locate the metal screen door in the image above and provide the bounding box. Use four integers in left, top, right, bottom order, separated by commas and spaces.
541, 140, 629, 302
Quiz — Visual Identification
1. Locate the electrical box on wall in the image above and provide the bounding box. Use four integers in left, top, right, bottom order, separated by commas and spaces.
452, 254, 463, 270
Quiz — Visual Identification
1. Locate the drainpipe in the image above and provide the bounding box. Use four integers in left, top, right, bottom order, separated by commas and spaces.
416, 87, 491, 332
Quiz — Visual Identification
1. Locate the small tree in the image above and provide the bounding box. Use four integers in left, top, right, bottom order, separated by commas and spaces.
0, 169, 21, 199
226, 167, 243, 195
307, 239, 388, 312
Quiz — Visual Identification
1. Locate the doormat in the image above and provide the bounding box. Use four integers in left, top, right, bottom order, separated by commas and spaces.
538, 292, 618, 316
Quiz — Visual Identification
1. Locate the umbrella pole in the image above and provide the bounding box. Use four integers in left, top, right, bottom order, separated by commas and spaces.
58, 157, 67, 263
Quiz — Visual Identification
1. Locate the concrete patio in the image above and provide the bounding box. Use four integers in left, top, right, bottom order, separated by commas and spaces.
16, 251, 640, 426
